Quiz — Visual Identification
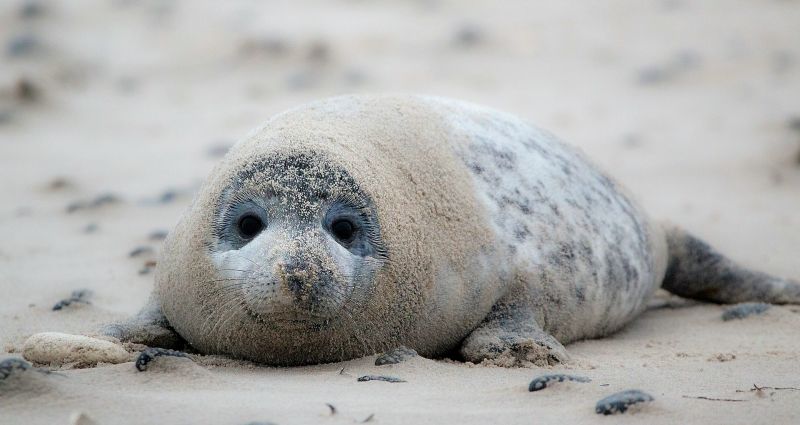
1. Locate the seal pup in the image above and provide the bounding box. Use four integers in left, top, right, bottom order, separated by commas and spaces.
104, 94, 800, 366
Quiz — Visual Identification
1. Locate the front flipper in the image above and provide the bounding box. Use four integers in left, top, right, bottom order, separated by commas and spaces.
459, 301, 569, 367
100, 295, 186, 350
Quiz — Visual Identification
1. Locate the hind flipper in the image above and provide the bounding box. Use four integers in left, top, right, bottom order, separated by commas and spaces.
100, 294, 186, 349
662, 225, 800, 304
459, 300, 569, 367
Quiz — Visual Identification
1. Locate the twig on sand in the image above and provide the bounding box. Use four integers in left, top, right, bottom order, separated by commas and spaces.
326, 403, 337, 415
736, 384, 800, 393
682, 395, 746, 402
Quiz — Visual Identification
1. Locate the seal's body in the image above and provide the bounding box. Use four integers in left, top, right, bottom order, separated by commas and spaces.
106, 95, 800, 366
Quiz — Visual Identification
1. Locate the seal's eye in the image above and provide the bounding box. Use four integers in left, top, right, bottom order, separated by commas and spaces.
237, 214, 264, 239
331, 219, 355, 243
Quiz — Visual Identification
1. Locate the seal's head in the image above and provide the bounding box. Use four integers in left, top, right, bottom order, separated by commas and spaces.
155, 95, 499, 365
210, 151, 387, 326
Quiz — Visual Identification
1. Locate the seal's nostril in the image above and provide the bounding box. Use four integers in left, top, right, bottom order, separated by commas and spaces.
285, 274, 305, 295
278, 260, 312, 297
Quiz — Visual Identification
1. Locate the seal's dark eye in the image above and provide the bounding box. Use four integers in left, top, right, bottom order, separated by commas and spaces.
237, 214, 264, 239
331, 219, 355, 243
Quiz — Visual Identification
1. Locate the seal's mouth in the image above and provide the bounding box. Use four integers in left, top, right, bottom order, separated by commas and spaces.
237, 277, 348, 330
241, 301, 340, 331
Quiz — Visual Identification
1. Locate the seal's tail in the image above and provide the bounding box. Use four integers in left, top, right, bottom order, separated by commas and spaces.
661, 225, 800, 304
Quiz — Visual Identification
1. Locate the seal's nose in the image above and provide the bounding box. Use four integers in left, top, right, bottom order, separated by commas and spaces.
277, 260, 315, 299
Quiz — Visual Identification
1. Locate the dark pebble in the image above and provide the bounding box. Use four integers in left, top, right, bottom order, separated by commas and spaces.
15, 78, 39, 102
83, 223, 99, 234
129, 246, 154, 258
207, 141, 233, 158
788, 116, 800, 133
148, 230, 168, 241
0, 358, 31, 380
453, 23, 483, 47
19, 1, 46, 19
375, 346, 417, 366
637, 66, 672, 84
67, 193, 121, 213
47, 177, 72, 191
6, 33, 41, 57
595, 390, 654, 415
637, 51, 701, 85
158, 190, 178, 204
52, 289, 93, 311
357, 375, 406, 383
138, 260, 157, 275
528, 374, 591, 392
307, 40, 330, 63
135, 348, 188, 372
722, 303, 770, 321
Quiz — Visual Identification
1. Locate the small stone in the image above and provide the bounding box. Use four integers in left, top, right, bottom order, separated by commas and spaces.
375, 346, 417, 365
158, 190, 178, 204
722, 303, 770, 321
19, 1, 46, 19
637, 50, 701, 85
207, 141, 233, 158
307, 40, 330, 63
7, 33, 40, 57
83, 223, 98, 234
135, 347, 188, 372
528, 374, 591, 392
357, 375, 406, 383
138, 260, 157, 275
637, 66, 671, 85
595, 389, 654, 415
52, 289, 93, 311
453, 23, 483, 47
787, 116, 800, 133
67, 193, 121, 213
15, 78, 39, 102
47, 177, 73, 191
129, 246, 154, 258
148, 229, 168, 241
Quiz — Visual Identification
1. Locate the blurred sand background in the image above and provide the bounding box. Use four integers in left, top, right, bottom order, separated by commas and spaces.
1, 0, 799, 424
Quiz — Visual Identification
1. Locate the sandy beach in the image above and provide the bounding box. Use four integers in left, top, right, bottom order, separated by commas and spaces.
1, 1, 799, 424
